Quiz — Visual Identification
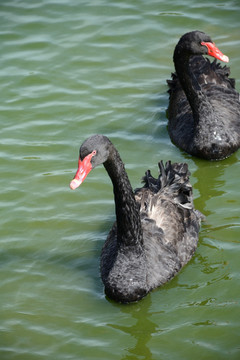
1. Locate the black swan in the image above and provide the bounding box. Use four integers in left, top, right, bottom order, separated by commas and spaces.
167, 30, 240, 160
70, 134, 203, 303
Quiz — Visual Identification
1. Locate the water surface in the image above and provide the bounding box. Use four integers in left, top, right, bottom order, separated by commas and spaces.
0, 0, 240, 359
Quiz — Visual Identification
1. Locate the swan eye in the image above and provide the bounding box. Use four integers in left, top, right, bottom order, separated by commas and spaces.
92, 150, 97, 156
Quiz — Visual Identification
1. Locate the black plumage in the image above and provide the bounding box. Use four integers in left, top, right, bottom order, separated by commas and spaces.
167, 31, 240, 160
70, 135, 203, 303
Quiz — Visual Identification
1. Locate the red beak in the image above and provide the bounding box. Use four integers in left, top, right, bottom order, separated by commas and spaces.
70, 152, 94, 190
201, 41, 229, 63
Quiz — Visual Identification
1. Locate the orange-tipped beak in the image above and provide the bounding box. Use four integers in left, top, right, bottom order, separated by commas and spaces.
70, 152, 94, 190
201, 41, 229, 63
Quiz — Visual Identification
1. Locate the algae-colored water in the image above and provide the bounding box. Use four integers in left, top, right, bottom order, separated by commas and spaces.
0, 1, 240, 359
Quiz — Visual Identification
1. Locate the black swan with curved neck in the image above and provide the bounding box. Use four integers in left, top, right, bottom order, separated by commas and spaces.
70, 135, 202, 303
167, 30, 240, 160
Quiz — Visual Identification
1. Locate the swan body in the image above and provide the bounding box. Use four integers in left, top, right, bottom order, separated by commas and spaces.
70, 135, 202, 303
167, 31, 240, 160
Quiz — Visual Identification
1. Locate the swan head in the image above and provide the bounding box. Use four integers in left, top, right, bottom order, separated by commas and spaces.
70, 134, 111, 190
176, 30, 229, 63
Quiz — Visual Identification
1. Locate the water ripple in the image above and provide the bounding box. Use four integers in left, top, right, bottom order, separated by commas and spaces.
0, 1, 240, 359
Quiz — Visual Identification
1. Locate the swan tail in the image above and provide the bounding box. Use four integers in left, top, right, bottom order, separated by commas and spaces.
141, 161, 189, 191
135, 161, 204, 225
139, 161, 197, 210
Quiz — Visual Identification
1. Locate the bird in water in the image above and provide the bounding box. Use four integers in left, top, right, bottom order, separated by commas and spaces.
167, 30, 240, 160
70, 134, 203, 303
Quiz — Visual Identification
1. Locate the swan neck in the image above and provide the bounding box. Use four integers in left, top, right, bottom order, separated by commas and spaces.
173, 48, 203, 119
104, 146, 143, 248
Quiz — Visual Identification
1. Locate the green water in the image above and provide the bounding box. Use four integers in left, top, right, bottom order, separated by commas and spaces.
0, 0, 240, 359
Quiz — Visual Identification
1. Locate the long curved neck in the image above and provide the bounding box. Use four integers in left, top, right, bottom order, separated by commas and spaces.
104, 145, 143, 248
174, 46, 206, 122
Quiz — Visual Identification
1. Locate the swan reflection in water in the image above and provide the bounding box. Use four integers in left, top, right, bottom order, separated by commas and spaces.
107, 295, 157, 360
